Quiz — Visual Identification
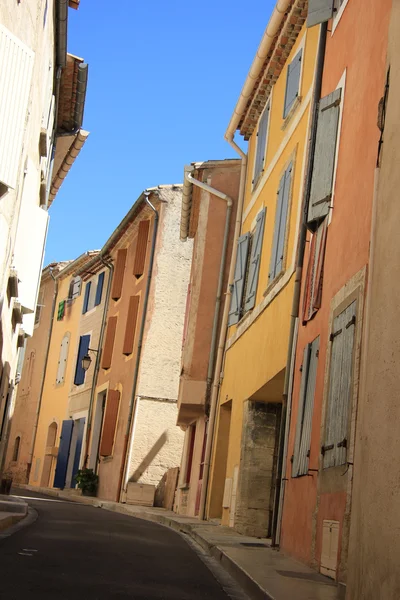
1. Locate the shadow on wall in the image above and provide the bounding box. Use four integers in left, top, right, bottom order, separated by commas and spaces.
128, 431, 168, 483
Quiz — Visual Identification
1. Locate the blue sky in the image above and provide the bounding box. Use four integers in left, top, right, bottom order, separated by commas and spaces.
45, 0, 274, 262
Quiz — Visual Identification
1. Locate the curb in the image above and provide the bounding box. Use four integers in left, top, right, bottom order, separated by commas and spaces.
0, 507, 38, 540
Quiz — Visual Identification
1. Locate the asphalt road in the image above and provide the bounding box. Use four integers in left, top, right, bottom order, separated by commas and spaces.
0, 489, 231, 599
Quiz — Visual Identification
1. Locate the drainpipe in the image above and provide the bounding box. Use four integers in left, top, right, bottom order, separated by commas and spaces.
83, 256, 114, 469
198, 138, 247, 520
183, 168, 234, 397
117, 192, 159, 502
56, 0, 68, 69
27, 267, 58, 479
271, 22, 328, 547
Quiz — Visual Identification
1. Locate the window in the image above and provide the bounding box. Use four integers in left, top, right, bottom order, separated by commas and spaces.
268, 162, 292, 284
111, 249, 127, 300
57, 300, 65, 321
283, 49, 302, 119
94, 272, 105, 307
292, 337, 319, 477
133, 220, 150, 278
12, 436, 20, 462
56, 332, 70, 385
68, 277, 82, 300
302, 219, 328, 323
244, 208, 266, 312
253, 103, 270, 187
123, 296, 140, 355
322, 301, 357, 468
74, 334, 90, 386
228, 233, 250, 326
101, 316, 117, 369
99, 389, 120, 457
82, 281, 91, 314
307, 89, 342, 227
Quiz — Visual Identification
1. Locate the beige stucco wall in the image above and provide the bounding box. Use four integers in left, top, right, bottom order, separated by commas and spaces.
346, 4, 400, 598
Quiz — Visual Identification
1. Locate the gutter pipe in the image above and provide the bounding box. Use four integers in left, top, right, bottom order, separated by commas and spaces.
271, 22, 328, 546
183, 167, 234, 397
198, 138, 247, 520
56, 0, 68, 69
118, 192, 159, 502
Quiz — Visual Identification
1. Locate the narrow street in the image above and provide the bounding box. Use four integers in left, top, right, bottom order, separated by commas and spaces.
0, 490, 232, 599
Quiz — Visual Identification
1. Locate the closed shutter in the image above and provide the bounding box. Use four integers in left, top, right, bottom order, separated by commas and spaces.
307, 89, 342, 225
244, 208, 266, 312
82, 282, 91, 314
269, 162, 292, 283
53, 420, 74, 489
133, 220, 150, 278
101, 316, 117, 369
74, 334, 90, 386
57, 300, 65, 320
0, 25, 35, 189
307, 0, 334, 27
323, 301, 356, 468
111, 248, 127, 300
56, 333, 70, 385
99, 389, 120, 456
228, 233, 250, 326
123, 296, 140, 355
94, 271, 105, 306
292, 337, 319, 477
283, 49, 302, 118
253, 104, 270, 186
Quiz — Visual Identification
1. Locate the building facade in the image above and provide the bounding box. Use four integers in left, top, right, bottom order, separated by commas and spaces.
174, 159, 241, 517
279, 0, 391, 591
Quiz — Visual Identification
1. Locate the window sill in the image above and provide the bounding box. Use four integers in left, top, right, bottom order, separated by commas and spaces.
263, 269, 285, 297
101, 455, 113, 463
281, 96, 302, 132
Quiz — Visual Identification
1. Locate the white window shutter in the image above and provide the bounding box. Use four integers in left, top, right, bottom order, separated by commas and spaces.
228, 233, 250, 326
56, 333, 70, 385
307, 0, 334, 28
244, 208, 266, 312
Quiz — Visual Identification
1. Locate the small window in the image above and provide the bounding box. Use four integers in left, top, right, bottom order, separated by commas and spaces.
57, 300, 65, 321
283, 49, 302, 119
68, 277, 82, 300
82, 282, 91, 314
94, 272, 105, 307
13, 436, 21, 462
74, 334, 90, 386
268, 162, 293, 285
253, 103, 270, 187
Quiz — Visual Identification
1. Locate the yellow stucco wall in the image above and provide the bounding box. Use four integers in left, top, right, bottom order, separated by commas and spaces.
29, 272, 85, 487
208, 24, 319, 524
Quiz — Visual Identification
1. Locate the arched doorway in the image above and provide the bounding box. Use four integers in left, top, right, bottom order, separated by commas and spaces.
40, 422, 58, 487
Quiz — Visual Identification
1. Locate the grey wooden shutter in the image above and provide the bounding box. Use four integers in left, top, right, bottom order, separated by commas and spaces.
308, 89, 342, 225
323, 301, 356, 468
269, 162, 292, 283
228, 233, 250, 326
244, 208, 266, 312
56, 333, 70, 385
253, 104, 270, 186
292, 344, 311, 476
283, 50, 302, 118
307, 0, 334, 27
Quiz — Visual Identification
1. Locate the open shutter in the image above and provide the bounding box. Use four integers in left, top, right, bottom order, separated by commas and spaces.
111, 248, 127, 300
253, 104, 270, 185
123, 296, 140, 355
133, 220, 150, 278
323, 311, 344, 468
308, 89, 342, 225
307, 0, 334, 27
71, 417, 86, 487
283, 49, 302, 118
336, 301, 356, 466
56, 333, 70, 385
100, 390, 120, 456
292, 344, 311, 476
53, 420, 74, 489
244, 208, 266, 312
269, 163, 292, 282
94, 272, 105, 306
297, 337, 319, 476
82, 282, 91, 314
228, 233, 250, 326
74, 334, 90, 386
101, 316, 117, 369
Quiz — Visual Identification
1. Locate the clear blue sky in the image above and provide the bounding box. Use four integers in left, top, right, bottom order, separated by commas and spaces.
45, 0, 274, 262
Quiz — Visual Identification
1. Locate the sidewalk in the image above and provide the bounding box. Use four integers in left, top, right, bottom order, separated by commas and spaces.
18, 484, 340, 600
0, 493, 28, 532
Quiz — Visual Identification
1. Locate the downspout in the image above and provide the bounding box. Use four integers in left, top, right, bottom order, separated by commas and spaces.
83, 256, 114, 468
27, 267, 58, 479
271, 22, 328, 546
198, 138, 247, 520
117, 192, 159, 502
183, 169, 233, 396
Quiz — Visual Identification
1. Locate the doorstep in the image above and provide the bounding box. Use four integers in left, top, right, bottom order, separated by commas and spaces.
19, 484, 339, 600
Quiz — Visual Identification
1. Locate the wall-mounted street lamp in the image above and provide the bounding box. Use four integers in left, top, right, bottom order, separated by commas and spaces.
82, 348, 98, 372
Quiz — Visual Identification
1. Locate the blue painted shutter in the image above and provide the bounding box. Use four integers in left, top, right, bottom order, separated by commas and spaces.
74, 334, 90, 385
228, 233, 250, 326
54, 420, 74, 489
95, 271, 105, 306
82, 282, 91, 314
307, 0, 334, 27
71, 417, 86, 487
283, 50, 302, 118
269, 162, 292, 283
244, 208, 266, 312
253, 104, 270, 186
